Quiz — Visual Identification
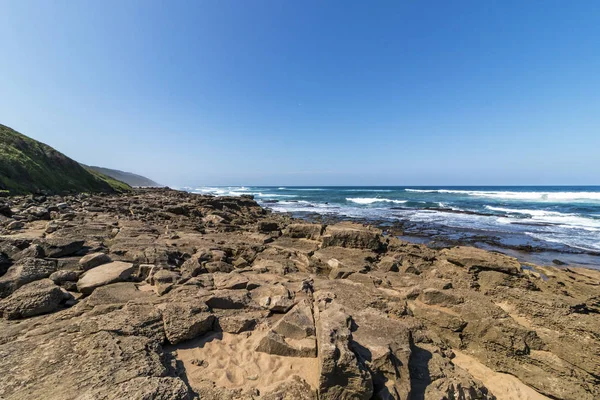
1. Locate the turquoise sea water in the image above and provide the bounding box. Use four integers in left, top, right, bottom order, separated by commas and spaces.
187, 186, 600, 264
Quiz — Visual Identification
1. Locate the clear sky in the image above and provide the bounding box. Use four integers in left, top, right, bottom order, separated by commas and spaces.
1, 1, 599, 187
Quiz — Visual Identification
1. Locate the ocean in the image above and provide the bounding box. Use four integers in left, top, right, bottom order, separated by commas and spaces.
185, 186, 600, 268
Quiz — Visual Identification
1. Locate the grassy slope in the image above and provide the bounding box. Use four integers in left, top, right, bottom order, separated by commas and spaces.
0, 124, 131, 194
86, 165, 161, 187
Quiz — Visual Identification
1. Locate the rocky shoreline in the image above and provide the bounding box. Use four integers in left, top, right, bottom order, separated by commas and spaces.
282, 209, 600, 269
0, 188, 599, 399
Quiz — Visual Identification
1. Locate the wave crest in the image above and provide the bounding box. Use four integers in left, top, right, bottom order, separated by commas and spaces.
346, 197, 407, 205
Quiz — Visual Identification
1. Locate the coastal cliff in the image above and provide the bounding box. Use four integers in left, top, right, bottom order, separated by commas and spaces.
0, 189, 598, 399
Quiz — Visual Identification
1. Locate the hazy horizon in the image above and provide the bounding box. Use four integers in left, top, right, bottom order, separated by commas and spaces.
1, 1, 599, 187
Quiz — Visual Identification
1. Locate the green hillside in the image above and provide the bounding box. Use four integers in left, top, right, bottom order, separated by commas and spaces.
0, 124, 131, 194
86, 165, 161, 187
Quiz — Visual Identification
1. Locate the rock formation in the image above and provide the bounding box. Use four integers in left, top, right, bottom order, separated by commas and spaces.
0, 188, 598, 399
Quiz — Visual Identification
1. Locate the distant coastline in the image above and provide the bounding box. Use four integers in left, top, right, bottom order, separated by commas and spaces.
186, 186, 600, 269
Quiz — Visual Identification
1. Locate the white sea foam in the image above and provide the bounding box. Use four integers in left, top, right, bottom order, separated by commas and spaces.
485, 206, 600, 231
344, 189, 393, 192
525, 232, 600, 252
405, 189, 600, 202
256, 193, 298, 198
346, 197, 407, 205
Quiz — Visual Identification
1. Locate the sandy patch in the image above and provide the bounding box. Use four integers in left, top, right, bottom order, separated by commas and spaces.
452, 350, 550, 400
496, 301, 534, 329
173, 328, 319, 394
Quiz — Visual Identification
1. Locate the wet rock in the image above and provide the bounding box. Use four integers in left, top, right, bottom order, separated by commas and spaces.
77, 261, 135, 295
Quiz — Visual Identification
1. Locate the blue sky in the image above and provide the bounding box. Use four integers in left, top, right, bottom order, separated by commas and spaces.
1, 1, 599, 186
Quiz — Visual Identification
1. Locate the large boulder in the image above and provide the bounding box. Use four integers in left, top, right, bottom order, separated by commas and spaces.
162, 302, 215, 344
0, 279, 64, 319
351, 309, 412, 399
284, 223, 324, 240
321, 222, 382, 250
256, 299, 318, 358
0, 257, 57, 298
272, 300, 315, 339
442, 246, 522, 275
77, 261, 135, 295
315, 302, 373, 399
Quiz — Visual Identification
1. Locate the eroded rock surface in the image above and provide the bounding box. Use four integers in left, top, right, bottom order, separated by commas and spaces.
0, 189, 598, 399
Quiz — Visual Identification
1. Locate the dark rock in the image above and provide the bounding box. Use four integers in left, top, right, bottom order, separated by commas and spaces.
0, 279, 64, 319
36, 238, 85, 258
0, 257, 57, 298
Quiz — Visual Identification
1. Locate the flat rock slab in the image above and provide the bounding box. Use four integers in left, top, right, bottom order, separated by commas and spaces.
443, 246, 522, 275
85, 282, 156, 306
77, 261, 135, 295
36, 238, 85, 258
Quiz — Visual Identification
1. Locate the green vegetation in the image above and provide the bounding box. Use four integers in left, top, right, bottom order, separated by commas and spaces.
0, 124, 131, 194
85, 165, 161, 187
